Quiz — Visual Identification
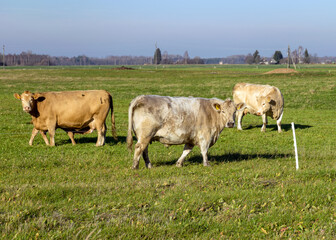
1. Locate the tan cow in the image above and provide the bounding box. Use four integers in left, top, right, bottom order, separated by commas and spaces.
127, 95, 244, 169
232, 83, 284, 133
14, 90, 117, 146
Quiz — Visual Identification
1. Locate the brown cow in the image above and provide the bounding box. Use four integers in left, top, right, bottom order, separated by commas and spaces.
14, 90, 117, 146
127, 95, 244, 169
232, 83, 284, 133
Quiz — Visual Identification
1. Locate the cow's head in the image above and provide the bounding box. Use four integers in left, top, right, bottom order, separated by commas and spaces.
14, 91, 44, 113
214, 98, 243, 128
255, 95, 276, 116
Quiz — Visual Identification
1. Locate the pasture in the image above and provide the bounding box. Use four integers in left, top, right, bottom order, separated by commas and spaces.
0, 65, 335, 239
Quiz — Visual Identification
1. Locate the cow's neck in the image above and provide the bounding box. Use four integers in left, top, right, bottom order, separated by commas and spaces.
29, 107, 40, 119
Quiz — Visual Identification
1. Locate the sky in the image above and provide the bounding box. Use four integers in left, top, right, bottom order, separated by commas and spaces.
2, 0, 336, 58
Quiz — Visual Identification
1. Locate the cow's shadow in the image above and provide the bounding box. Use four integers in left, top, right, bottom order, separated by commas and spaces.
58, 136, 125, 145
156, 152, 291, 167
245, 123, 312, 131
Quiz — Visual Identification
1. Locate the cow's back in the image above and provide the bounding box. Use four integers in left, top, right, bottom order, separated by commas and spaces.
131, 95, 199, 131
130, 95, 220, 146
37, 90, 111, 129
233, 83, 277, 107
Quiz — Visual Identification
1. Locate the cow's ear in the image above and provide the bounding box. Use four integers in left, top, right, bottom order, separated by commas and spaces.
266, 96, 276, 105
14, 93, 21, 100
213, 103, 221, 112
33, 93, 45, 102
236, 103, 246, 111
32, 93, 39, 99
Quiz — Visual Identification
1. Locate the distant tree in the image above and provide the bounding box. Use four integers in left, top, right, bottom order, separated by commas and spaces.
253, 50, 260, 64
188, 56, 204, 64
153, 48, 161, 65
161, 51, 169, 64
183, 51, 189, 64
298, 46, 304, 63
193, 56, 204, 64
245, 53, 254, 64
273, 51, 283, 63
303, 48, 310, 64
292, 49, 299, 64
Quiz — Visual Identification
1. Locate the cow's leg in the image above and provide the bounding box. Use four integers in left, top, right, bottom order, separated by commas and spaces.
40, 130, 50, 145
277, 111, 283, 133
261, 114, 268, 132
29, 128, 39, 146
67, 131, 76, 145
236, 109, 244, 130
200, 142, 210, 166
133, 138, 151, 169
96, 122, 106, 146
176, 144, 194, 167
142, 146, 152, 169
47, 124, 56, 146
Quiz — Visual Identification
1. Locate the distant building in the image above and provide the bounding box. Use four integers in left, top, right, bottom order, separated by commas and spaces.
260, 58, 269, 65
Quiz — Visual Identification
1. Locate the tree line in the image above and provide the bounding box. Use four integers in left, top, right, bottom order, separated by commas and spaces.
244, 46, 325, 65
1, 49, 335, 67
1, 51, 153, 66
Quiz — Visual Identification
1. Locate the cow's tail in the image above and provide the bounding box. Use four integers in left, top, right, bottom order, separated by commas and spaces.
109, 94, 118, 141
127, 98, 136, 152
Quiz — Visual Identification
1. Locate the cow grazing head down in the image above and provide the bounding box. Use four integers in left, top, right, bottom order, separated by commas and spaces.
232, 82, 284, 133
255, 95, 275, 116
14, 91, 44, 113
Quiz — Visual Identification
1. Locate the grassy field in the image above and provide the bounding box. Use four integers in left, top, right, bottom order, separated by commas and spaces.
0, 65, 335, 239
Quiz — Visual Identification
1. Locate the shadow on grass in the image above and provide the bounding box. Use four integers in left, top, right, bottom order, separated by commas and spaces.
156, 152, 292, 167
244, 123, 312, 132
58, 136, 124, 145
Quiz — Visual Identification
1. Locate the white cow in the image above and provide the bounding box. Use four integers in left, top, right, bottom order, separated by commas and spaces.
127, 95, 244, 169
232, 83, 284, 132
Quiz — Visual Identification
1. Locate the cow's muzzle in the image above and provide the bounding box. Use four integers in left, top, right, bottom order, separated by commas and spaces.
23, 106, 31, 112
227, 122, 234, 128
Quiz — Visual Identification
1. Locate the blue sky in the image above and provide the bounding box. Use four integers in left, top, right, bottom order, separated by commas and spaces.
2, 0, 336, 58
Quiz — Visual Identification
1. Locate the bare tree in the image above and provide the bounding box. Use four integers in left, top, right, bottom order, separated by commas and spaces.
292, 49, 298, 64
245, 53, 254, 64
183, 51, 189, 64
298, 46, 303, 63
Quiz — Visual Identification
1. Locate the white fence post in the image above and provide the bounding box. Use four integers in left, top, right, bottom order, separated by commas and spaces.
291, 122, 299, 170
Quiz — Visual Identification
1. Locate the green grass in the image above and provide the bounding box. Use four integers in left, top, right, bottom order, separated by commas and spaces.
0, 65, 335, 239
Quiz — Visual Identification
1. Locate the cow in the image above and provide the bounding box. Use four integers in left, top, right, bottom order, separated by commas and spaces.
14, 90, 117, 146
232, 83, 284, 133
126, 95, 244, 169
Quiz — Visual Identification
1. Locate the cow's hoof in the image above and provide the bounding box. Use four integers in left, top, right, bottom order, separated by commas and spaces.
176, 162, 183, 167
203, 162, 211, 167
132, 165, 139, 170
146, 163, 152, 169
